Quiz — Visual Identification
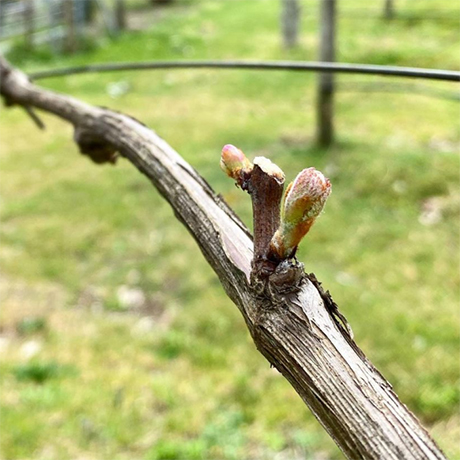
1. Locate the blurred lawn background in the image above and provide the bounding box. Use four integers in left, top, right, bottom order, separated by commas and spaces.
1, 0, 459, 459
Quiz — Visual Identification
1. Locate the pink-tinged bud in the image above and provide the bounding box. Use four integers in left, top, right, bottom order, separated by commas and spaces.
220, 144, 253, 182
270, 167, 331, 259
283, 167, 331, 223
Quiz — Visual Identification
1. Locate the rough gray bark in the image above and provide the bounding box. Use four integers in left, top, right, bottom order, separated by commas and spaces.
0, 56, 447, 460
317, 0, 336, 147
281, 0, 301, 48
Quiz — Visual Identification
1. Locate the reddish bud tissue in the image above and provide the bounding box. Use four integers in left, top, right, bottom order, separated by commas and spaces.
220, 144, 253, 182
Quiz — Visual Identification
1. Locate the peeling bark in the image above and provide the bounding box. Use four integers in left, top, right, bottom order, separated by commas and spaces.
0, 56, 446, 460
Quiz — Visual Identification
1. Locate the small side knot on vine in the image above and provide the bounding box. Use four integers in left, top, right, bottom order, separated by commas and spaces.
74, 126, 118, 164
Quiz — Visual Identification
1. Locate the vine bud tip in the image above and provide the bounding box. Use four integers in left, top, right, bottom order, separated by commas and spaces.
283, 167, 331, 223
270, 167, 331, 260
220, 144, 253, 180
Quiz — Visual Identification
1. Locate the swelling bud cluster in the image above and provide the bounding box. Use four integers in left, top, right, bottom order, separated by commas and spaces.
220, 144, 331, 266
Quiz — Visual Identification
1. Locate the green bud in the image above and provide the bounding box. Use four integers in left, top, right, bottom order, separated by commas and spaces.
270, 167, 331, 259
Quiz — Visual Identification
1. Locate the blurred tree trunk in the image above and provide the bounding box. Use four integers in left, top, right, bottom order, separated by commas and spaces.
115, 0, 127, 31
64, 0, 77, 53
23, 0, 35, 51
0, 1, 5, 36
384, 0, 395, 20
281, 0, 301, 48
316, 0, 336, 147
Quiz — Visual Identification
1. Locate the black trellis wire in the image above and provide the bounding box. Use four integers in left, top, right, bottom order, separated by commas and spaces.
338, 81, 460, 102
29, 60, 460, 83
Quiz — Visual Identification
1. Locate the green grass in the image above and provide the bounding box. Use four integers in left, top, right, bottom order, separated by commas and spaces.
1, 1, 459, 459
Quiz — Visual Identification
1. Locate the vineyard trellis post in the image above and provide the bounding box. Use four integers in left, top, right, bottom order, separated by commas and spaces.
281, 0, 301, 48
115, 0, 127, 31
317, 0, 336, 147
384, 0, 395, 20
24, 0, 35, 51
64, 0, 77, 53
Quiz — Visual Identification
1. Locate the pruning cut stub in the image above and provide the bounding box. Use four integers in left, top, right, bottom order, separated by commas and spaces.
252, 156, 285, 184
220, 145, 331, 279
249, 156, 285, 275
